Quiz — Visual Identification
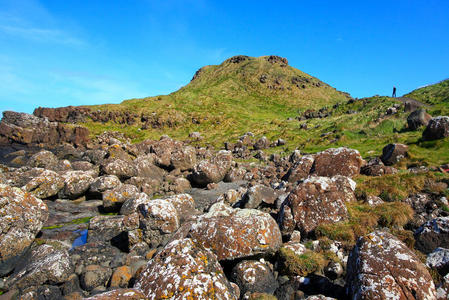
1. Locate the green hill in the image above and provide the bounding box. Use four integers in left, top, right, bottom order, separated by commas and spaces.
82, 55, 349, 146
404, 79, 449, 116
78, 56, 449, 165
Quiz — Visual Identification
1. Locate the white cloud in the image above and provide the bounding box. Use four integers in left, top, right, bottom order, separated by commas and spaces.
0, 24, 86, 46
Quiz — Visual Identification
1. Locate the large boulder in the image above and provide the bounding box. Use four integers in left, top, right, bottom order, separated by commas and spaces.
423, 116, 449, 140
102, 184, 139, 210
347, 231, 436, 299
380, 143, 408, 166
190, 150, 233, 187
415, 217, 449, 254
284, 176, 350, 235
58, 170, 94, 199
134, 238, 238, 299
137, 198, 180, 248
89, 175, 121, 196
0, 184, 48, 276
23, 169, 64, 199
133, 155, 166, 181
181, 207, 282, 260
312, 147, 364, 178
407, 109, 432, 130
6, 244, 73, 290
103, 158, 137, 180
27, 150, 58, 169
243, 184, 278, 209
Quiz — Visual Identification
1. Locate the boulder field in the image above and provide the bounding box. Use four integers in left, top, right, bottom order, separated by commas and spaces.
0, 111, 448, 299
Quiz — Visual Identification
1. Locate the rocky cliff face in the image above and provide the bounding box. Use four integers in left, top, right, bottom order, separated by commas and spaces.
0, 111, 89, 148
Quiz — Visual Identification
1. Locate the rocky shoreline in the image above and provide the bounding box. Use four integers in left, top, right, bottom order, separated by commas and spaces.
0, 109, 448, 299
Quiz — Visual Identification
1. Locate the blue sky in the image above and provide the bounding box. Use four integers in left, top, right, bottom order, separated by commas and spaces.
1, 0, 448, 114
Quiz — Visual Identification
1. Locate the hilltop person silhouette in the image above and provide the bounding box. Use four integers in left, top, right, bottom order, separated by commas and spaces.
392, 86, 397, 97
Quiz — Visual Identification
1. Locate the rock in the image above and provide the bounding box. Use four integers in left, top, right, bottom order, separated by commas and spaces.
423, 116, 449, 140
243, 184, 278, 209
59, 171, 95, 199
171, 177, 191, 193
23, 169, 64, 199
230, 260, 277, 295
80, 264, 112, 291
436, 273, 449, 300
224, 167, 247, 182
126, 176, 160, 195
133, 155, 165, 181
103, 159, 137, 180
170, 145, 197, 171
164, 193, 198, 222
0, 111, 89, 147
284, 176, 350, 235
330, 175, 357, 202
120, 192, 151, 215
426, 247, 449, 274
415, 217, 449, 254
6, 244, 73, 289
407, 109, 432, 130
0, 184, 48, 276
254, 136, 269, 150
134, 238, 237, 299
181, 208, 282, 260
102, 184, 139, 210
87, 214, 139, 248
28, 150, 58, 169
110, 266, 133, 288
190, 150, 233, 187
189, 131, 202, 140
71, 160, 94, 172
346, 231, 436, 299
312, 147, 364, 178
283, 155, 315, 182
360, 157, 397, 176
380, 143, 409, 166
137, 198, 180, 248
70, 241, 126, 274
364, 195, 384, 207
84, 288, 146, 299
89, 175, 121, 196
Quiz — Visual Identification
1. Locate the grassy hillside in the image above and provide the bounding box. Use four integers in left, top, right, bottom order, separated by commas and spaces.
79, 56, 449, 165
405, 79, 449, 115
82, 55, 349, 145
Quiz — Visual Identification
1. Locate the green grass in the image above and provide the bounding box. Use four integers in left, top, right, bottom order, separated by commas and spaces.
42, 216, 93, 230
315, 201, 414, 247
278, 247, 327, 276
405, 79, 449, 115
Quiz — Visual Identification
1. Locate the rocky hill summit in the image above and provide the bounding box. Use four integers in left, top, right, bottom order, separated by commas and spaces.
0, 56, 449, 299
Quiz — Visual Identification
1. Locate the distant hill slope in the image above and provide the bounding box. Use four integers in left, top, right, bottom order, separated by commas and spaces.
81, 55, 350, 145
405, 79, 449, 105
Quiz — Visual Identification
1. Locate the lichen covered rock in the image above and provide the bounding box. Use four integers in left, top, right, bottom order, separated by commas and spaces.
184, 208, 282, 260
134, 238, 237, 299
312, 147, 364, 177
23, 169, 64, 199
0, 184, 48, 276
346, 231, 436, 299
285, 176, 350, 235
